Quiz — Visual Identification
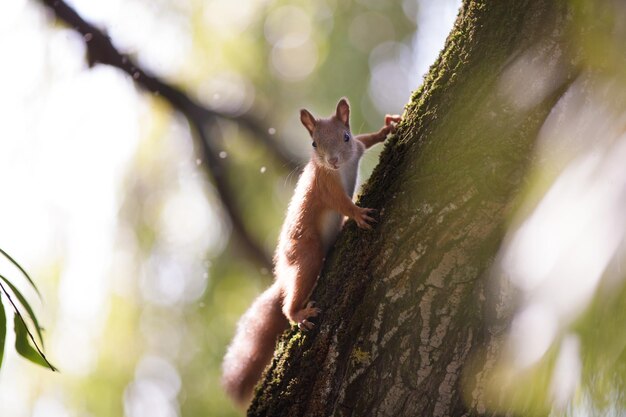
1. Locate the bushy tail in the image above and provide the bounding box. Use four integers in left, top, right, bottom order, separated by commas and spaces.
222, 283, 288, 406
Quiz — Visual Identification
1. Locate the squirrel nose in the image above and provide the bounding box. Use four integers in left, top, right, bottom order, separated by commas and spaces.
328, 157, 339, 166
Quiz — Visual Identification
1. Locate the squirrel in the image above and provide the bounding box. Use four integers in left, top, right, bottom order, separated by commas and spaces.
221, 97, 401, 406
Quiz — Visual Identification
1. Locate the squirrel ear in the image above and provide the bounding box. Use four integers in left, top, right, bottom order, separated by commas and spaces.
300, 109, 316, 135
335, 97, 350, 127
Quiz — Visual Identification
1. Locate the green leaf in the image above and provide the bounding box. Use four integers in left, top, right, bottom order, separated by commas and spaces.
14, 315, 56, 371
0, 247, 41, 299
0, 292, 6, 371
0, 274, 44, 348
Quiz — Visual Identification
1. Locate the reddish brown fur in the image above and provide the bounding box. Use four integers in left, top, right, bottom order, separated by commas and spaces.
221, 284, 287, 405
222, 98, 401, 407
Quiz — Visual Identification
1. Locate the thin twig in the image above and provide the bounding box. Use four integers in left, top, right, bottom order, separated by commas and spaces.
39, 0, 275, 269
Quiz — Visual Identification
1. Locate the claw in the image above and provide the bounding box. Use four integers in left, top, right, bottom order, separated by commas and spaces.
298, 320, 315, 331
305, 301, 321, 316
354, 206, 378, 229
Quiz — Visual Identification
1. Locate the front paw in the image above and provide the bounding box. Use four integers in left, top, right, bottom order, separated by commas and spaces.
378, 117, 401, 139
385, 114, 402, 127
378, 125, 394, 139
353, 207, 376, 230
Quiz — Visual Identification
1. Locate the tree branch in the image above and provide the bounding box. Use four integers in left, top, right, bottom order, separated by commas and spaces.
41, 0, 297, 171
39, 0, 277, 270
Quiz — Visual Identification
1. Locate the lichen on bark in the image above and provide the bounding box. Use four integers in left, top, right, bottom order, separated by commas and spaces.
249, 1, 579, 416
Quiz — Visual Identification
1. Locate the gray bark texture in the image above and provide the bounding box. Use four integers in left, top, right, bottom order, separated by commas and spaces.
249, 0, 580, 416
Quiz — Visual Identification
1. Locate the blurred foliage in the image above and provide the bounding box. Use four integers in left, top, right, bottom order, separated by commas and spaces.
479, 2, 626, 416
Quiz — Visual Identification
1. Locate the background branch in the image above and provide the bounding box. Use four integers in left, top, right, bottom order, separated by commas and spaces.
39, 0, 288, 270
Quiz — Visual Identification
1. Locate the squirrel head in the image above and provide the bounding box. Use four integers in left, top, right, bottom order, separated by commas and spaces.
300, 98, 357, 171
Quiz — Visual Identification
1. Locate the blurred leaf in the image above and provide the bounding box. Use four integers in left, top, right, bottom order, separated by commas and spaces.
14, 315, 56, 371
0, 292, 5, 370
0, 274, 44, 347
0, 247, 41, 298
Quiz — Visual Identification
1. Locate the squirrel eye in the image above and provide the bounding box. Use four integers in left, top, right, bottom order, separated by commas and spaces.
312, 141, 317, 148
343, 132, 350, 142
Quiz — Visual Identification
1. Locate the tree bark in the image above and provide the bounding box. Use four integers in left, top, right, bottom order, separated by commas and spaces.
249, 1, 580, 416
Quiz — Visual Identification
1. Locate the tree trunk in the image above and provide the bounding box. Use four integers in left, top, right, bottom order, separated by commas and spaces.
249, 1, 579, 416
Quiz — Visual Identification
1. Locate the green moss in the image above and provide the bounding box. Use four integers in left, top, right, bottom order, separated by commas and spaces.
350, 347, 371, 365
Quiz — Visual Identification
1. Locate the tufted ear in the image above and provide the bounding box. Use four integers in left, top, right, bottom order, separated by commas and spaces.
300, 109, 316, 135
335, 97, 350, 127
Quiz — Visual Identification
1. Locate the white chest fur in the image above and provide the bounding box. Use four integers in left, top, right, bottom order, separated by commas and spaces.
319, 156, 361, 253
339, 155, 360, 199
